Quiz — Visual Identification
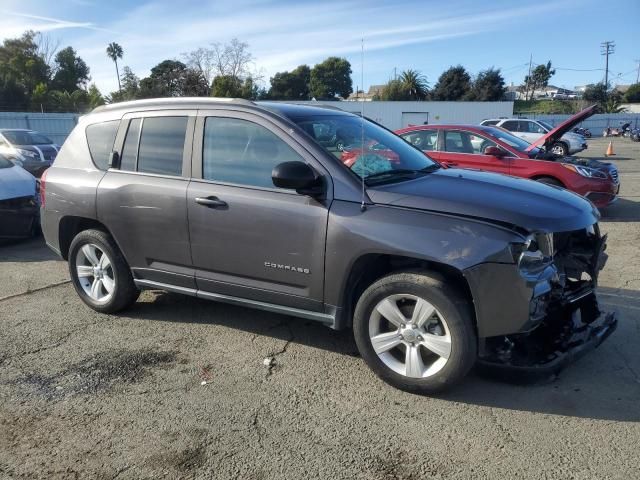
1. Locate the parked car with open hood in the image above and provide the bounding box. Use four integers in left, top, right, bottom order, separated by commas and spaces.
0, 128, 59, 178
41, 98, 615, 393
0, 154, 39, 240
480, 109, 591, 156
396, 106, 618, 208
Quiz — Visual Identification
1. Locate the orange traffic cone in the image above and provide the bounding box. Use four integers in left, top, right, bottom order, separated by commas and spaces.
605, 141, 615, 156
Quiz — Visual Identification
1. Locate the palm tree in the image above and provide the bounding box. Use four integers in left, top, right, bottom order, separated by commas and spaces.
400, 69, 429, 100
106, 42, 124, 91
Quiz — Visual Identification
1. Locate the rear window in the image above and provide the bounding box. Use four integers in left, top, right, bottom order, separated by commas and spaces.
137, 117, 187, 176
3, 130, 53, 145
86, 121, 119, 170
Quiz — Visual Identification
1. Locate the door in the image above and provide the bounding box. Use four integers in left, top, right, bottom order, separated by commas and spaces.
398, 129, 438, 157
438, 129, 511, 174
97, 111, 196, 288
187, 111, 330, 312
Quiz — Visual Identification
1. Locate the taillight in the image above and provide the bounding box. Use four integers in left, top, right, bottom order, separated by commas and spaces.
40, 169, 48, 207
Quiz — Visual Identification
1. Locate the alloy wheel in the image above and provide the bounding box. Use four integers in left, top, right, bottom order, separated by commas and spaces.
368, 294, 451, 378
75, 243, 115, 303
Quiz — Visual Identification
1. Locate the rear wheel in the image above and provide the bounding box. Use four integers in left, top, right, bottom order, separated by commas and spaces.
68, 229, 139, 313
353, 272, 477, 394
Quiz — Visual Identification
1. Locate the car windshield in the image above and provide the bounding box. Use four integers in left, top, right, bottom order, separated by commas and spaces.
0, 154, 13, 169
3, 130, 53, 145
287, 113, 439, 184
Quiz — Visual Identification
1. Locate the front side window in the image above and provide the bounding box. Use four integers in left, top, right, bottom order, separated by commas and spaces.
203, 117, 304, 188
526, 121, 546, 134
86, 120, 119, 170
400, 130, 438, 151
289, 114, 438, 185
137, 117, 187, 176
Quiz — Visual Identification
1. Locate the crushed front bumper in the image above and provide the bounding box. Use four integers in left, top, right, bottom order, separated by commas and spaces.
476, 293, 617, 382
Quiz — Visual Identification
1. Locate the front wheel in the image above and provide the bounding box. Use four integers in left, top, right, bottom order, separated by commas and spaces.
353, 272, 477, 394
550, 142, 568, 156
535, 176, 563, 188
68, 229, 139, 313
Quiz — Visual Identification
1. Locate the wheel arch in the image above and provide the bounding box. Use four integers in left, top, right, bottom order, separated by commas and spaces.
336, 253, 476, 332
530, 174, 566, 188
58, 216, 112, 260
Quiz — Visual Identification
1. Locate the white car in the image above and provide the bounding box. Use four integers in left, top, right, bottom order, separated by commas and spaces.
480, 118, 587, 156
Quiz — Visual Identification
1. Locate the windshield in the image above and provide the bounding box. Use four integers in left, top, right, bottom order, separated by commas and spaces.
288, 114, 438, 184
3, 130, 53, 145
0, 154, 13, 169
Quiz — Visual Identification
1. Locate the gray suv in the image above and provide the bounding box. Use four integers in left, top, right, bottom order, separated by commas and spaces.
41, 98, 616, 393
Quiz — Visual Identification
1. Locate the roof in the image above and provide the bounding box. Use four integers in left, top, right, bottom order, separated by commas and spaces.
91, 97, 353, 120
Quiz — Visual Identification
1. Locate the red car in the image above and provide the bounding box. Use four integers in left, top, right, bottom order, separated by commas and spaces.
394, 105, 619, 208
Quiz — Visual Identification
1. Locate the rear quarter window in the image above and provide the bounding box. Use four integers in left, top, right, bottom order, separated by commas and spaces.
85, 120, 120, 170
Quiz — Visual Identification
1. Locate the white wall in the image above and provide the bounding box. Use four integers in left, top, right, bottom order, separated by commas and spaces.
294, 101, 514, 130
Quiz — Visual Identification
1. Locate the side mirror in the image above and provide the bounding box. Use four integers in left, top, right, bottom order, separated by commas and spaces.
484, 146, 505, 157
272, 161, 322, 196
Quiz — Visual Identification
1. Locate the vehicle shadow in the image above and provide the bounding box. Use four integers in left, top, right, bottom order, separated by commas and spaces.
0, 235, 59, 262
121, 288, 639, 422
599, 197, 640, 222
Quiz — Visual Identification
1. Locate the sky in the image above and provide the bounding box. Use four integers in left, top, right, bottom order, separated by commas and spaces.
1, 0, 638, 96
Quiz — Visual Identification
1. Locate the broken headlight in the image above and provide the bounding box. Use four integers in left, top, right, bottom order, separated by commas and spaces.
511, 232, 554, 273
561, 163, 608, 179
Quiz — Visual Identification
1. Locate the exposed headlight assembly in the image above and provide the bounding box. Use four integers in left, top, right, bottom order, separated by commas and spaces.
511, 232, 554, 273
561, 163, 608, 179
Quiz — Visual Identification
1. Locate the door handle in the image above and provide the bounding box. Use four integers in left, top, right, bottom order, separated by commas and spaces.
195, 196, 227, 208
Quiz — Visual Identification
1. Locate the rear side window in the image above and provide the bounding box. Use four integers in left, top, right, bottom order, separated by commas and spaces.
137, 117, 188, 176
120, 118, 141, 172
481, 120, 499, 126
500, 120, 518, 132
86, 120, 119, 170
400, 130, 438, 151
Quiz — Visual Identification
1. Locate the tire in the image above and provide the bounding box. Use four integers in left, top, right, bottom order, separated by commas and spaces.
68, 229, 139, 313
353, 271, 477, 394
550, 142, 568, 156
535, 176, 563, 188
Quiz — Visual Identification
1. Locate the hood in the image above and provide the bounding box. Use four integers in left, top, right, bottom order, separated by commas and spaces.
526, 104, 597, 152
367, 168, 599, 233
0, 164, 36, 201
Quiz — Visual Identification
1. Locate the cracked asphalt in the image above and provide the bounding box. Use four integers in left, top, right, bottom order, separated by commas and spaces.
1, 137, 639, 479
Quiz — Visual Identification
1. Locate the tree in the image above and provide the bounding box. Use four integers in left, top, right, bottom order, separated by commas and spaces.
378, 79, 411, 100
0, 31, 50, 109
211, 75, 242, 97
87, 84, 105, 109
467, 68, 505, 101
51, 46, 90, 92
582, 83, 608, 104
310, 57, 352, 99
30, 82, 49, 111
602, 94, 626, 113
181, 68, 209, 96
50, 89, 89, 112
399, 69, 429, 100
623, 83, 640, 103
523, 61, 555, 101
183, 38, 254, 85
431, 66, 471, 100
268, 65, 310, 100
106, 42, 123, 91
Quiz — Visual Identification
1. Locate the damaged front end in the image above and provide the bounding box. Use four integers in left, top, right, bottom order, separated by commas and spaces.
474, 224, 617, 381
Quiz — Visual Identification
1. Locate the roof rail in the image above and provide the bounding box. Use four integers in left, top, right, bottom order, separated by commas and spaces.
92, 97, 255, 113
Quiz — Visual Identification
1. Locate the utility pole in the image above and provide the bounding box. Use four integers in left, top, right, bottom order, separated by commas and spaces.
525, 53, 532, 101
600, 41, 615, 99
636, 59, 640, 84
